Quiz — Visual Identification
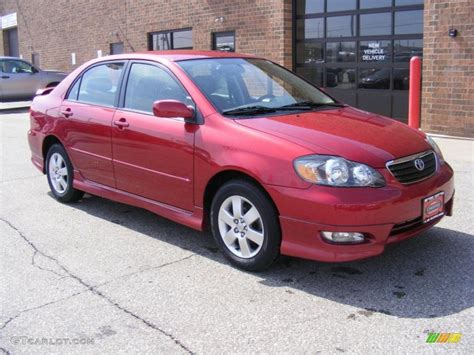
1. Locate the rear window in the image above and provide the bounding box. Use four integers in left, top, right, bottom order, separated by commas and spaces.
76, 62, 124, 107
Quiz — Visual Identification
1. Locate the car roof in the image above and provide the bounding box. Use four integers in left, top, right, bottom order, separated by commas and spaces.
104, 50, 259, 62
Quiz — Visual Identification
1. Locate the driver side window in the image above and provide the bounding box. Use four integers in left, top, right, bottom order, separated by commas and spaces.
124, 63, 193, 113
2, 60, 35, 74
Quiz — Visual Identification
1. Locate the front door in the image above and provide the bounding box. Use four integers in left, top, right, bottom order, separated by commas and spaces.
112, 62, 195, 211
60, 61, 125, 187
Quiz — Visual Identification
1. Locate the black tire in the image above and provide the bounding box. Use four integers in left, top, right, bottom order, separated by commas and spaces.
210, 179, 281, 271
45, 144, 84, 203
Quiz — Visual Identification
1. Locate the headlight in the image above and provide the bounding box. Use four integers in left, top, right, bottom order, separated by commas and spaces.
426, 135, 444, 162
294, 155, 385, 187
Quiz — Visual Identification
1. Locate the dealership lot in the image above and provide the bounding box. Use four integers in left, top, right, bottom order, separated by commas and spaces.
1, 110, 473, 354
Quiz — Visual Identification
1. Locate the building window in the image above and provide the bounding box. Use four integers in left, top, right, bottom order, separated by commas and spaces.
148, 29, 193, 50
110, 42, 124, 55
296, 0, 324, 15
212, 31, 235, 52
327, 0, 356, 12
326, 15, 356, 38
294, 0, 424, 121
395, 10, 424, 34
360, 12, 391, 36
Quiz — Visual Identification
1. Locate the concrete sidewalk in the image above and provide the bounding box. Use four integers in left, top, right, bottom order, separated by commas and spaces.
432, 136, 474, 164
0, 101, 32, 110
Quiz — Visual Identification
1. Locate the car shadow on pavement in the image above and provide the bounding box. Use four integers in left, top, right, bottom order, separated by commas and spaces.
69, 193, 473, 320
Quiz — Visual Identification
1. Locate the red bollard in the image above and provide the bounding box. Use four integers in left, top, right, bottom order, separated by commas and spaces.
408, 56, 421, 129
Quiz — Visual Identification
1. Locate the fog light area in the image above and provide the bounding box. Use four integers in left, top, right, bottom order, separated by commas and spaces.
321, 231, 366, 244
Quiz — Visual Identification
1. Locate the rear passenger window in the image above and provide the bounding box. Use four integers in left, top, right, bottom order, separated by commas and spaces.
67, 79, 81, 100
78, 63, 124, 107
124, 63, 191, 113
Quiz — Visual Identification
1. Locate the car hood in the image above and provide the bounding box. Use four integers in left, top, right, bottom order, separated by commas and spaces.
235, 106, 430, 168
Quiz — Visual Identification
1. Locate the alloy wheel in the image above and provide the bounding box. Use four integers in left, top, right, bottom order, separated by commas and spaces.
48, 152, 68, 194
217, 195, 265, 258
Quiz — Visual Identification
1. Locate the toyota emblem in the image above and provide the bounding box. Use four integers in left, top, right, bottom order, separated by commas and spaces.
414, 158, 425, 171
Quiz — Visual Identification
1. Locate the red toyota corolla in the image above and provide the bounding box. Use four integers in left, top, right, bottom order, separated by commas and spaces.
28, 51, 454, 271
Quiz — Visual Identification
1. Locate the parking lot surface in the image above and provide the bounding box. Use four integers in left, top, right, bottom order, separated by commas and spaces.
1, 110, 473, 354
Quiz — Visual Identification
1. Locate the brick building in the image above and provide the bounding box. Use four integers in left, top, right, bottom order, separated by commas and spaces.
0, 0, 472, 137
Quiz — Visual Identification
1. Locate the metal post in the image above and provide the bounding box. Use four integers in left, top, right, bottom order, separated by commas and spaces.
408, 56, 422, 129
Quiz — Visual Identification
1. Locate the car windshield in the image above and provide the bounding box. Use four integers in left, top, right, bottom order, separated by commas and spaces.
177, 58, 339, 116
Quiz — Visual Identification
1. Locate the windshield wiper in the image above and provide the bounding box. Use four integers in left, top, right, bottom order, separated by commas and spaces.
222, 105, 277, 116
276, 101, 345, 110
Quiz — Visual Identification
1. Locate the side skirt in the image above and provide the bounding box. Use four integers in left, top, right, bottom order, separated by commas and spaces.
73, 173, 204, 231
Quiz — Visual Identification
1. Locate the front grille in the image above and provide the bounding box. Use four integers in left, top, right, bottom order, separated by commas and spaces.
386, 151, 437, 184
390, 217, 423, 236
389, 198, 451, 236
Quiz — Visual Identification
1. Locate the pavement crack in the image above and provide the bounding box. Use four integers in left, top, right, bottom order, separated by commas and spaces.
31, 250, 66, 278
97, 254, 196, 288
0, 217, 194, 354
0, 291, 86, 330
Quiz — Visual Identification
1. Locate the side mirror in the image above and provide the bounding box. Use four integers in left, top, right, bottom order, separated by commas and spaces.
152, 100, 195, 121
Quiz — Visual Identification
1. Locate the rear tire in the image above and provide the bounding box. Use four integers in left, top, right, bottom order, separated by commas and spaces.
46, 144, 84, 203
210, 179, 281, 271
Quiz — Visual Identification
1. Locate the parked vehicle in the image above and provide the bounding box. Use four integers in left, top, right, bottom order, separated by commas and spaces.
0, 56, 66, 102
27, 51, 454, 271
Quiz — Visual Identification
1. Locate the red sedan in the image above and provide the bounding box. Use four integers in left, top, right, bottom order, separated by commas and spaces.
27, 51, 454, 271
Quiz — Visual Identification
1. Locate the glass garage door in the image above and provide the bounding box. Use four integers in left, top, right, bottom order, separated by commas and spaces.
294, 0, 424, 122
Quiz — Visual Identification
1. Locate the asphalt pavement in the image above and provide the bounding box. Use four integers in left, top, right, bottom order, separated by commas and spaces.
1, 109, 473, 354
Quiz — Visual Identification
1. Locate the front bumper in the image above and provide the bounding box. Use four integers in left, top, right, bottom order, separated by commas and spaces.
266, 162, 454, 262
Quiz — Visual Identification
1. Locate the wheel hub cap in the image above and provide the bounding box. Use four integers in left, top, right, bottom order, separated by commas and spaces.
217, 195, 265, 259
48, 152, 68, 194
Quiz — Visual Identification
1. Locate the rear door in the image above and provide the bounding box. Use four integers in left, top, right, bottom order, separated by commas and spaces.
60, 61, 126, 187
111, 61, 196, 211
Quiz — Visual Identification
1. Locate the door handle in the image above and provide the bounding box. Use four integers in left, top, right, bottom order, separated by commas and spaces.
60, 108, 73, 118
113, 118, 129, 128
1, 75, 10, 79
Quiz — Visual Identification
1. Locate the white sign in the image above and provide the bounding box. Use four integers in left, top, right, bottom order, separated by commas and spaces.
1, 13, 17, 29
71, 53, 76, 65
362, 42, 386, 62
97, 50, 103, 58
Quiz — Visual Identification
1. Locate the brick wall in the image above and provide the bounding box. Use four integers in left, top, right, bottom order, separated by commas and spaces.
422, 0, 474, 137
0, 0, 293, 71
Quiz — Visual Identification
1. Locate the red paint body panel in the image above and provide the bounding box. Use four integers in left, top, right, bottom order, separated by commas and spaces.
236, 107, 429, 168
59, 101, 116, 187
111, 109, 196, 211
27, 51, 455, 264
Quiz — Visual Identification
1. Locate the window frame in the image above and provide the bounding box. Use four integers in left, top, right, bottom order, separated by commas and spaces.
0, 58, 38, 74
293, 0, 424, 120
147, 28, 193, 50
176, 57, 341, 118
212, 31, 236, 52
64, 60, 128, 108
293, 0, 424, 91
110, 42, 124, 55
117, 59, 200, 123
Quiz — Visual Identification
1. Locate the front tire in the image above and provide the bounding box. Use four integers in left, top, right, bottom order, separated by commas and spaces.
210, 180, 281, 271
46, 144, 84, 202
